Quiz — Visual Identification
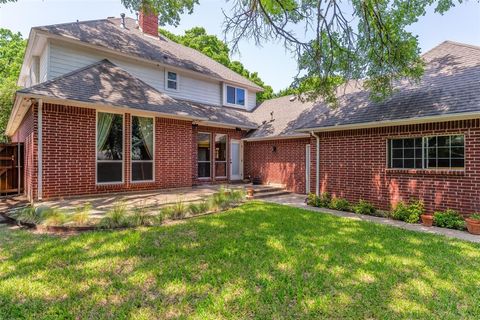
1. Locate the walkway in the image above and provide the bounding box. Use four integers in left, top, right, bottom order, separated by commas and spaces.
265, 193, 480, 244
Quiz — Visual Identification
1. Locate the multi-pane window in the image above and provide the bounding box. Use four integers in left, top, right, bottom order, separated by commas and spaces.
388, 135, 465, 169
131, 116, 154, 181
166, 71, 178, 90
97, 112, 123, 183
198, 132, 211, 178
226, 85, 246, 106
215, 134, 227, 177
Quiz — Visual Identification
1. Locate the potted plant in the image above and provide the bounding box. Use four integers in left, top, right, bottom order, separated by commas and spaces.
420, 214, 434, 227
465, 213, 480, 235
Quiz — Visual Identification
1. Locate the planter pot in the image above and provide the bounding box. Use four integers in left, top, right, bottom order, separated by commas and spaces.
421, 214, 433, 227
246, 188, 254, 197
465, 218, 480, 235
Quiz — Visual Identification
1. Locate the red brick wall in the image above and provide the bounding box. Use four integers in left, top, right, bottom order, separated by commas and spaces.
139, 11, 158, 37
11, 105, 37, 201
192, 125, 245, 185
312, 120, 480, 214
244, 138, 310, 193
37, 103, 195, 199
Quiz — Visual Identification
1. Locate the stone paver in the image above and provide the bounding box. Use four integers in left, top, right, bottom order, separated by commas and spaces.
265, 194, 480, 244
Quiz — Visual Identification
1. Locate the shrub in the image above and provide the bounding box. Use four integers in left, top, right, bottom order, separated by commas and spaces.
353, 199, 376, 215
329, 197, 350, 211
42, 208, 69, 226
229, 189, 246, 205
188, 203, 202, 215
159, 206, 175, 220
99, 203, 128, 229
198, 200, 210, 213
71, 203, 92, 226
434, 209, 465, 230
306, 193, 318, 206
16, 206, 42, 224
129, 207, 154, 227
469, 213, 480, 221
171, 199, 188, 219
390, 199, 424, 223
306, 192, 331, 208
211, 192, 230, 211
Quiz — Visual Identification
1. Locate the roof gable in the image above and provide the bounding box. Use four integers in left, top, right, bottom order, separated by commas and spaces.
35, 17, 262, 91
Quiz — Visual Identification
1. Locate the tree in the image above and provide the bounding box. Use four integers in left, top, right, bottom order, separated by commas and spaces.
159, 27, 274, 102
0, 28, 26, 142
122, 0, 475, 104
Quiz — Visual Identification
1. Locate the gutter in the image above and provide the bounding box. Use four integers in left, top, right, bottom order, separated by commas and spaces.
310, 131, 320, 196
296, 111, 480, 133
242, 134, 310, 142
37, 98, 43, 200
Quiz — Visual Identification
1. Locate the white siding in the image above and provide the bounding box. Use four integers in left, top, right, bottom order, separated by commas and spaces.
48, 41, 222, 106
39, 44, 49, 83
248, 92, 256, 110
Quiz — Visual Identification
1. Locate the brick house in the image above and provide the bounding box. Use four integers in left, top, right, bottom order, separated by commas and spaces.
6, 12, 480, 214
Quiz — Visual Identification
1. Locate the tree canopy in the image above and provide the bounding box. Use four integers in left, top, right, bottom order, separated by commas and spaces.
0, 28, 26, 142
122, 0, 476, 104
159, 27, 274, 102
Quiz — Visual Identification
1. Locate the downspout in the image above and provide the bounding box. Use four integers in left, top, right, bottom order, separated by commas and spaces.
37, 98, 43, 201
310, 131, 320, 196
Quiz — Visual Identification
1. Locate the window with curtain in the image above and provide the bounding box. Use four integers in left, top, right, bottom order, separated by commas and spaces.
97, 112, 123, 183
388, 135, 465, 169
215, 134, 227, 177
132, 116, 154, 181
198, 132, 211, 178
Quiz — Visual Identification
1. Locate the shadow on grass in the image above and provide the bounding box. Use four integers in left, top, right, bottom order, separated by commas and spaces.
0, 202, 479, 319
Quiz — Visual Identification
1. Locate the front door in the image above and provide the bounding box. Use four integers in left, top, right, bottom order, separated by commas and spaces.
230, 140, 242, 180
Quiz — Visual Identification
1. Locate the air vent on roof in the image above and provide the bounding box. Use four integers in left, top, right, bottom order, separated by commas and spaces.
120, 13, 126, 28
107, 16, 115, 19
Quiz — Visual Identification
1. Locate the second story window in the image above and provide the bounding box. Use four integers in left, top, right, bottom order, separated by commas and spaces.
166, 71, 178, 90
225, 85, 246, 107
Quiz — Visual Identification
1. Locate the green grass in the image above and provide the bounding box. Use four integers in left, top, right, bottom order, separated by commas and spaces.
0, 202, 479, 319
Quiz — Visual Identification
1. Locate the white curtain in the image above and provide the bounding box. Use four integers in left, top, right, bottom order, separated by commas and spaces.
138, 117, 153, 159
97, 113, 114, 153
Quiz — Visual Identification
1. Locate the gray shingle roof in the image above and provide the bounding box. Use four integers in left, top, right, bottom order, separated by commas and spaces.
35, 17, 262, 91
295, 41, 480, 131
18, 59, 257, 129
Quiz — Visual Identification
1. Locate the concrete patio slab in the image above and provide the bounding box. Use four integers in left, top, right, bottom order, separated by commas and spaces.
36, 184, 272, 218
265, 193, 480, 244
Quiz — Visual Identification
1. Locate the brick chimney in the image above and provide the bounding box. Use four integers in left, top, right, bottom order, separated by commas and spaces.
138, 9, 158, 37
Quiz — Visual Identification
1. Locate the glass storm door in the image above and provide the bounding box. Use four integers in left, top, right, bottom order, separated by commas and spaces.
230, 140, 242, 180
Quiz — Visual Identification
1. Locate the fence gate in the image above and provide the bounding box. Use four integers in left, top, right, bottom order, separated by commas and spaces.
0, 143, 24, 197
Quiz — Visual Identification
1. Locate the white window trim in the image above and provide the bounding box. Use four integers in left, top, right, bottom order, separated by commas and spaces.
131, 115, 155, 183
223, 84, 248, 108
165, 70, 179, 92
214, 133, 228, 179
198, 132, 212, 179
386, 133, 465, 170
95, 111, 125, 185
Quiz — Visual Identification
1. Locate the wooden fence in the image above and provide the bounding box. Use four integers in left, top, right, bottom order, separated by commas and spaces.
0, 143, 23, 197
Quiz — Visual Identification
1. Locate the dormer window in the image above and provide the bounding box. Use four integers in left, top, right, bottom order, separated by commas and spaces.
165, 71, 178, 91
224, 85, 246, 107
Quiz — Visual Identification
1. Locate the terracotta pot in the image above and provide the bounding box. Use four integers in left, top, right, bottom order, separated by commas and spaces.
420, 214, 433, 227
247, 188, 254, 197
465, 218, 480, 235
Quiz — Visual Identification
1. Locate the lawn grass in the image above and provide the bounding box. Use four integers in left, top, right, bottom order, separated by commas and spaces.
0, 201, 479, 319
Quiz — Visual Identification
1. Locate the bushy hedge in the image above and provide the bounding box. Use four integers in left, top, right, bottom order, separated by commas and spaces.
390, 200, 424, 224
434, 209, 466, 230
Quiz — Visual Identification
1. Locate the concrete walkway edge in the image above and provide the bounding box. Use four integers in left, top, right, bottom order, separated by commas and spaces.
264, 194, 480, 244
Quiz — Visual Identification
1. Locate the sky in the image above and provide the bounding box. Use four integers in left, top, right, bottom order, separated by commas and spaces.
1, 0, 479, 92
